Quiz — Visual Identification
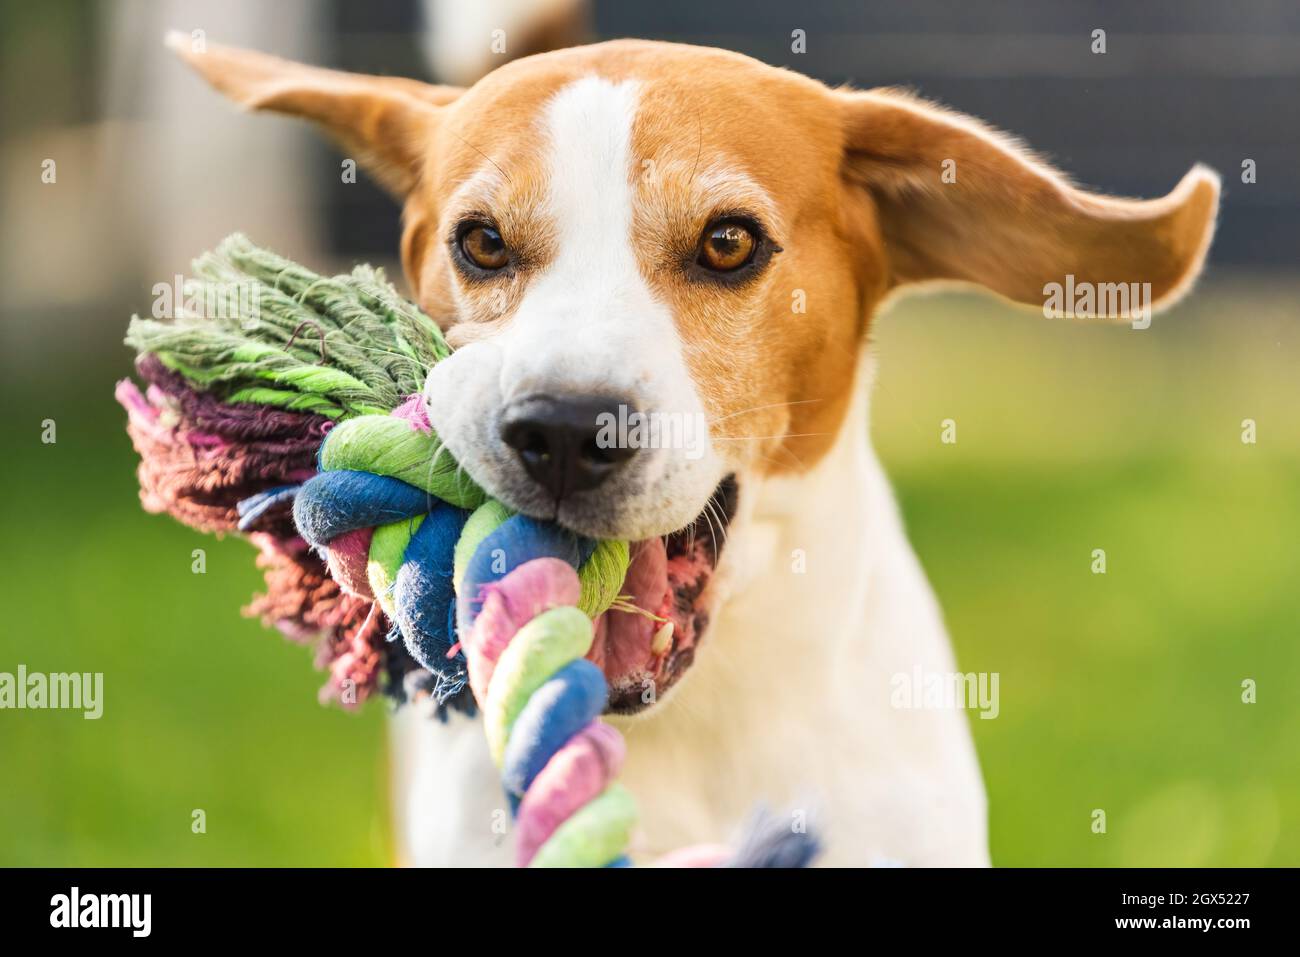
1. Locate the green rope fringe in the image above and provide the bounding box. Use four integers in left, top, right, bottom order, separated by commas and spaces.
125, 233, 450, 419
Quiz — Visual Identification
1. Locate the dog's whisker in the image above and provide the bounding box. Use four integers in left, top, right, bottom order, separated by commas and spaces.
704, 497, 730, 550
708, 398, 825, 426
447, 128, 513, 186
699, 499, 721, 559
711, 432, 831, 442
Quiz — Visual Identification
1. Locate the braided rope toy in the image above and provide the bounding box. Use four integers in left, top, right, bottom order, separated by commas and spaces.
118, 235, 819, 867
291, 399, 643, 866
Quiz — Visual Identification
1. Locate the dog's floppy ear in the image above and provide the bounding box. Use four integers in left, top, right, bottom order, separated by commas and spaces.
839, 88, 1219, 314
166, 33, 463, 198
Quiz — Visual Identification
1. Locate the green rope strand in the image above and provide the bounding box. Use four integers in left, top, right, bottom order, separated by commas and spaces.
125, 233, 450, 421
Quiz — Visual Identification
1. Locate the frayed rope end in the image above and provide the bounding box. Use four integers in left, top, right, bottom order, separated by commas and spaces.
725, 806, 822, 869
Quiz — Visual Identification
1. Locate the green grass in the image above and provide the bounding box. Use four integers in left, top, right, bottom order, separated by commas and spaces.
895, 458, 1298, 865
872, 280, 1300, 866
0, 277, 1296, 865
0, 384, 392, 866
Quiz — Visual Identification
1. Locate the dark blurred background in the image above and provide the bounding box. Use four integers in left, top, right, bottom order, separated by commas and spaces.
2, 1, 1297, 866
5, 0, 1297, 277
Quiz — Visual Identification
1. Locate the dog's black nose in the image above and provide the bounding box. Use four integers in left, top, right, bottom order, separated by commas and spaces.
500, 395, 637, 499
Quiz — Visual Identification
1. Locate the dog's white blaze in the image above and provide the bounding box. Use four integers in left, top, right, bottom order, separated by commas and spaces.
499, 76, 686, 405
541, 76, 641, 300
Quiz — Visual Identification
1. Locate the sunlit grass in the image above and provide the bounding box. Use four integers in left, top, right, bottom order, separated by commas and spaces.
873, 279, 1300, 866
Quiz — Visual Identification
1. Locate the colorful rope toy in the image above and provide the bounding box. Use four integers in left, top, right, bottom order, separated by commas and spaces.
118, 234, 819, 868
292, 400, 639, 866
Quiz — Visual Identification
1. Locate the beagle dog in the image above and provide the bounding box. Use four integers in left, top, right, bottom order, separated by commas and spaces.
173, 36, 1218, 866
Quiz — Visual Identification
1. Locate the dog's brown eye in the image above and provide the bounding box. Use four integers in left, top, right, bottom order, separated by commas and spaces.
460, 224, 509, 270
698, 220, 757, 272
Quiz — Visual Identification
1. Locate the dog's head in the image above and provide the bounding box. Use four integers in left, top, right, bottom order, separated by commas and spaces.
176, 37, 1218, 710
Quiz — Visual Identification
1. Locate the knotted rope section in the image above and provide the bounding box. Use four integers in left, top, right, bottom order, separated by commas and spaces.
292, 395, 640, 866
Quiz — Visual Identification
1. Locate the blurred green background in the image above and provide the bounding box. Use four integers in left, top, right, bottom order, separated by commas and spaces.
2, 0, 1297, 867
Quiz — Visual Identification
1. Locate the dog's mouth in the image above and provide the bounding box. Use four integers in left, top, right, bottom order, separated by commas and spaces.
583, 475, 738, 714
